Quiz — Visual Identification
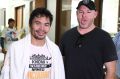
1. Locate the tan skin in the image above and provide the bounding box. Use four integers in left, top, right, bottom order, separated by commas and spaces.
76, 5, 97, 34
9, 21, 15, 29
76, 5, 117, 79
30, 16, 51, 47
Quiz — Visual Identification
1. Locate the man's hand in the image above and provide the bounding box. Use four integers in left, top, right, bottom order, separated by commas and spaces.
2, 48, 7, 54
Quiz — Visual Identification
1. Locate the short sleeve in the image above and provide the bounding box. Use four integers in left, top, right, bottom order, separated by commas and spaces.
1, 28, 6, 38
102, 35, 118, 63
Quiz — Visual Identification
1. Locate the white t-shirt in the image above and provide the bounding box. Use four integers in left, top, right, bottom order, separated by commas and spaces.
1, 27, 18, 50
25, 43, 52, 79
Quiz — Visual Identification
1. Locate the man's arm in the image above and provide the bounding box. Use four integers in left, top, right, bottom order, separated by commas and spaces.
104, 61, 117, 79
1, 28, 7, 54
1, 37, 7, 54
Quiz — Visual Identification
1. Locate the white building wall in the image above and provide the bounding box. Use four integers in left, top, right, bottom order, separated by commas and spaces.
0, 9, 5, 31
47, 0, 56, 42
102, 0, 119, 33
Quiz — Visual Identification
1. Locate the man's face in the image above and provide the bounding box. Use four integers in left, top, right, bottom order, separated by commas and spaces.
76, 5, 97, 29
31, 16, 51, 40
9, 21, 15, 28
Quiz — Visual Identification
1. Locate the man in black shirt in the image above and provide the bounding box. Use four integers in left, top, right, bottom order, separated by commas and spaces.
59, 0, 118, 79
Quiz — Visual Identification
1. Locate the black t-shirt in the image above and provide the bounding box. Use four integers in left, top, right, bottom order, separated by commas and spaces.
59, 27, 118, 79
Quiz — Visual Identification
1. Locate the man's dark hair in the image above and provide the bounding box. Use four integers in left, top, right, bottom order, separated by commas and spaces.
8, 18, 15, 24
29, 7, 53, 27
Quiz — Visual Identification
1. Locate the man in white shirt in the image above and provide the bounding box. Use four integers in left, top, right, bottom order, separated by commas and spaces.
1, 7, 65, 79
1, 18, 18, 54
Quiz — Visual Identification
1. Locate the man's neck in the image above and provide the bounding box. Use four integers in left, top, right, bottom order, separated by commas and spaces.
77, 24, 96, 35
9, 26, 13, 29
31, 36, 46, 47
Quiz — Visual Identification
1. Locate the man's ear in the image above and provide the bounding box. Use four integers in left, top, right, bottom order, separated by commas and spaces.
94, 11, 98, 18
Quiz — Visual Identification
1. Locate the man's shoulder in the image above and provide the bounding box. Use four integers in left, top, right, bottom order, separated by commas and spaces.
94, 27, 111, 37
2, 27, 8, 32
62, 27, 77, 37
66, 26, 77, 33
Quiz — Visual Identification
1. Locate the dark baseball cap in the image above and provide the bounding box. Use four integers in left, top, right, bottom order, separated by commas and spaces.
76, 0, 96, 10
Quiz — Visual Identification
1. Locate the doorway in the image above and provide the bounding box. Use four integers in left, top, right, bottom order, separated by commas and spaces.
15, 6, 24, 32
